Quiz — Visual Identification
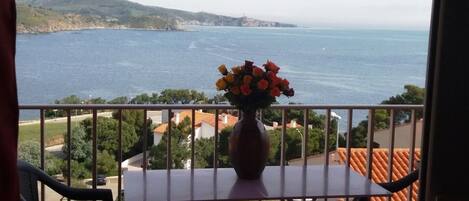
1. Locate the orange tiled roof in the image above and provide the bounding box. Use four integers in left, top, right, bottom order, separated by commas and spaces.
154, 110, 237, 134
198, 113, 238, 131
336, 148, 420, 201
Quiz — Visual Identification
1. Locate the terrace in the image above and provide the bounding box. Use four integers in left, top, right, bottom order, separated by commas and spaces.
19, 104, 423, 201
2, 0, 468, 201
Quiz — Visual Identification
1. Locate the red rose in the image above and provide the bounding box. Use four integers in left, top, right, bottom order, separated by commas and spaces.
283, 88, 295, 97
267, 71, 276, 80
280, 79, 290, 90
270, 87, 281, 97
272, 77, 281, 87
264, 60, 280, 73
252, 67, 264, 77
243, 75, 253, 85
257, 79, 269, 90
240, 84, 252, 96
231, 86, 240, 95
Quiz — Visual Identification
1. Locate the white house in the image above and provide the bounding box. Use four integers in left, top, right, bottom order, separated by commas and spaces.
153, 110, 238, 145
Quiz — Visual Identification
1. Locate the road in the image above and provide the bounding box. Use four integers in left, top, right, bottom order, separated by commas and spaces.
19, 112, 113, 126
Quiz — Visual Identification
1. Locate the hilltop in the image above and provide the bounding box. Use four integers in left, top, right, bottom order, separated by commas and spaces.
17, 0, 296, 33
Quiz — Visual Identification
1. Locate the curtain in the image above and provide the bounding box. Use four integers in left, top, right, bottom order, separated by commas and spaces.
0, 0, 19, 201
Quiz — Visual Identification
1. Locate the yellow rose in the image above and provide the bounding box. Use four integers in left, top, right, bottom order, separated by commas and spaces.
225, 73, 235, 83
231, 66, 242, 74
216, 78, 227, 90
218, 64, 228, 75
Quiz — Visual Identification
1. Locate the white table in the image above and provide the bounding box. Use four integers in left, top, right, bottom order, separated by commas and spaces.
124, 165, 391, 201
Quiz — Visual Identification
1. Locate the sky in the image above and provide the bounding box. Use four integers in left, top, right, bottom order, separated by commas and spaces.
129, 0, 432, 29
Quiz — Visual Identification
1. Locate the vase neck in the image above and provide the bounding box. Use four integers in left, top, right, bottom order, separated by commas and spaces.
241, 110, 257, 120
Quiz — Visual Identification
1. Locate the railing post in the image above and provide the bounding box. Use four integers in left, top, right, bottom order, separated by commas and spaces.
92, 109, 97, 189
366, 109, 375, 179
346, 109, 353, 167
142, 109, 148, 170
407, 109, 417, 201
324, 109, 331, 166
214, 110, 219, 169
66, 109, 71, 200
117, 109, 123, 201
387, 110, 396, 182
302, 109, 309, 166
40, 109, 45, 201
167, 109, 172, 170
281, 109, 287, 166
191, 109, 195, 169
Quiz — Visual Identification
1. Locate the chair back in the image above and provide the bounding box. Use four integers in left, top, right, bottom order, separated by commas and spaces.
17, 161, 40, 201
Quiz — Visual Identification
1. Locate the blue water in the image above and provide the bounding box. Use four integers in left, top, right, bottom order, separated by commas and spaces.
16, 26, 428, 107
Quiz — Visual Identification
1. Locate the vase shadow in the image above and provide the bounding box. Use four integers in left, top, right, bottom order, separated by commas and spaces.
228, 177, 268, 200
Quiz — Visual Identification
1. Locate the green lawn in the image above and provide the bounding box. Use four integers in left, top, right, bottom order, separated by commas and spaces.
19, 122, 80, 146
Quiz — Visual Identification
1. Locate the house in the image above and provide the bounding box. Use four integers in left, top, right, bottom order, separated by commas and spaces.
153, 110, 238, 145
373, 120, 423, 149
336, 148, 421, 201
272, 120, 302, 129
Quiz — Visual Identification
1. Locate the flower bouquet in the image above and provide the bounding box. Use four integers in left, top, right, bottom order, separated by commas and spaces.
216, 60, 294, 112
215, 60, 294, 180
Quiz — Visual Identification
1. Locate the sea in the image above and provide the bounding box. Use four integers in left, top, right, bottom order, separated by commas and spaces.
16, 26, 428, 120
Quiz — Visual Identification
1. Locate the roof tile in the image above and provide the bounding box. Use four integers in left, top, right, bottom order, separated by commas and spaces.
337, 148, 420, 201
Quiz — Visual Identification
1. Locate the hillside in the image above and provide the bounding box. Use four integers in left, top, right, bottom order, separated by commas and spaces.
17, 0, 295, 33
17, 4, 116, 33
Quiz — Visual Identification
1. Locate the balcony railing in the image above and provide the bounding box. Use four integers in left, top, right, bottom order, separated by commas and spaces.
19, 104, 424, 201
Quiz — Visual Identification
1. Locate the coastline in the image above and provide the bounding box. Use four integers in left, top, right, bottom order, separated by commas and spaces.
16, 26, 187, 34
17, 24, 298, 34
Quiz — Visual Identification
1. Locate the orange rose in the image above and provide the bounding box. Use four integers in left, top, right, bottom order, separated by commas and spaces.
270, 87, 281, 97
240, 84, 252, 96
243, 75, 253, 85
230, 86, 240, 95
257, 79, 269, 90
216, 78, 227, 90
224, 73, 235, 83
252, 67, 264, 77
218, 64, 228, 75
231, 66, 242, 74
264, 60, 280, 73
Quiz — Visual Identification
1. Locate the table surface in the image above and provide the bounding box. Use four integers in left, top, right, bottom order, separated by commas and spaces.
124, 165, 391, 201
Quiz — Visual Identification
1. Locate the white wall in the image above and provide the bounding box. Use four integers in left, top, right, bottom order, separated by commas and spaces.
153, 133, 163, 145
199, 122, 215, 139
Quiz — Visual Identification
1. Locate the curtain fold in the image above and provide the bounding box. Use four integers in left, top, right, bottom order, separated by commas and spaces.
0, 0, 19, 201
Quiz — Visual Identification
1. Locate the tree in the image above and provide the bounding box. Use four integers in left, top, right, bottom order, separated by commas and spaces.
208, 94, 227, 104
157, 89, 208, 104
149, 117, 191, 169
194, 138, 214, 168
62, 126, 91, 162
108, 96, 129, 104
55, 95, 83, 104
267, 127, 336, 165
130, 93, 158, 104
18, 141, 64, 175
112, 110, 154, 157
18, 140, 41, 167
346, 84, 425, 148
382, 84, 425, 122
89, 97, 107, 104
262, 106, 330, 130
97, 150, 117, 176
81, 117, 138, 157
64, 160, 91, 179
46, 95, 87, 118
